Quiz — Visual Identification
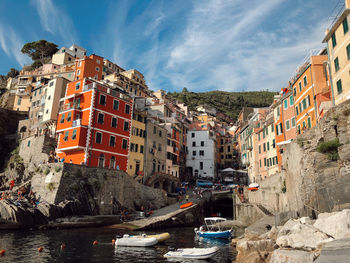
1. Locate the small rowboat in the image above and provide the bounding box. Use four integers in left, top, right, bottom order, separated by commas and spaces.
180, 202, 193, 209
248, 187, 259, 191
146, 232, 170, 242
115, 234, 157, 247
164, 246, 219, 259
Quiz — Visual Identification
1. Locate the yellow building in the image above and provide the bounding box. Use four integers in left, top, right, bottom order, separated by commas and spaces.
13, 76, 33, 112
128, 109, 146, 178
323, 0, 350, 105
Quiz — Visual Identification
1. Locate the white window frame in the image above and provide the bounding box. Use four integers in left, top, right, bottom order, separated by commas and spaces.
95, 132, 102, 144
285, 119, 290, 131
291, 117, 296, 128
99, 94, 106, 105
109, 135, 116, 147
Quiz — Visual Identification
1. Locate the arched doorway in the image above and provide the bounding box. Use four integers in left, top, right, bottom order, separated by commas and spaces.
163, 180, 169, 192
98, 154, 105, 168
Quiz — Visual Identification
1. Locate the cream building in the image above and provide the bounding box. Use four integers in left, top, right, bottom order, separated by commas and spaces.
323, 0, 350, 105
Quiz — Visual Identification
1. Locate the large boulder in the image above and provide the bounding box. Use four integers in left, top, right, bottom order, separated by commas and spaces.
276, 219, 331, 251
315, 237, 350, 263
236, 236, 276, 262
270, 249, 317, 263
314, 209, 350, 239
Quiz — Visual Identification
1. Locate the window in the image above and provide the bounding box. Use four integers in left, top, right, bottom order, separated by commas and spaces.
277, 107, 280, 116
284, 99, 288, 109
153, 126, 157, 134
263, 143, 266, 152
200, 162, 203, 170
291, 117, 296, 128
96, 67, 100, 72
159, 130, 162, 137
135, 144, 138, 152
286, 120, 290, 130
334, 57, 340, 72
201, 141, 204, 146
124, 121, 129, 131
267, 142, 270, 151
303, 76, 307, 86
140, 145, 144, 153
272, 139, 276, 148
99, 94, 106, 105
331, 32, 337, 48
125, 104, 130, 114
343, 18, 349, 34
227, 145, 231, 152
191, 133, 195, 138
110, 156, 116, 169
307, 117, 311, 129
64, 131, 69, 141
192, 141, 196, 147
27, 140, 31, 147
111, 117, 117, 128
289, 95, 294, 106
97, 113, 104, 124
299, 102, 303, 113
299, 82, 302, 92
293, 87, 296, 96
347, 44, 350, 60
130, 143, 135, 152
337, 79, 343, 94
60, 113, 65, 123
259, 145, 261, 154
158, 143, 162, 151
258, 134, 260, 141
98, 154, 105, 168
67, 112, 72, 122
297, 125, 301, 135
122, 139, 128, 149
17, 97, 22, 105
109, 136, 116, 147
95, 132, 102, 144
49, 81, 54, 87
71, 129, 77, 140
113, 100, 119, 110
77, 69, 80, 75
199, 150, 204, 156
271, 124, 274, 132
302, 99, 307, 110
193, 151, 196, 156
302, 121, 306, 128
264, 158, 266, 167
307, 95, 311, 107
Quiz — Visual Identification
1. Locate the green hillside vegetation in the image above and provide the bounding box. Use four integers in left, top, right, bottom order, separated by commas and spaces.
168, 88, 277, 120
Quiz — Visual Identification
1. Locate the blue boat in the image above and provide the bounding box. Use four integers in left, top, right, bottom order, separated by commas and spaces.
194, 217, 233, 239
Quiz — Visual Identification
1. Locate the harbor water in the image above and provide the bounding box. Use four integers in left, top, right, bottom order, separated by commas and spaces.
0, 227, 236, 262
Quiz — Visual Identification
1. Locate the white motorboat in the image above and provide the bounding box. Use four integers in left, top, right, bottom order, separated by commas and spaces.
194, 217, 233, 239
164, 246, 219, 259
115, 234, 158, 247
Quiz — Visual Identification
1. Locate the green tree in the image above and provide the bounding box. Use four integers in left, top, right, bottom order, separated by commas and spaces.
21, 40, 58, 67
6, 68, 19, 78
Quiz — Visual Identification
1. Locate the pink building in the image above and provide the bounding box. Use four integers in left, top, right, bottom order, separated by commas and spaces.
281, 89, 297, 142
257, 127, 267, 180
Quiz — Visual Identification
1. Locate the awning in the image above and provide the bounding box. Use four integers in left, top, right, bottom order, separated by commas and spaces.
277, 140, 292, 146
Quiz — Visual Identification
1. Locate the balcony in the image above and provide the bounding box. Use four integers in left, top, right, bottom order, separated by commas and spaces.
59, 103, 82, 112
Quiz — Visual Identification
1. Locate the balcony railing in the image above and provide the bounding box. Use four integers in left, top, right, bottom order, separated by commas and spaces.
59, 103, 82, 112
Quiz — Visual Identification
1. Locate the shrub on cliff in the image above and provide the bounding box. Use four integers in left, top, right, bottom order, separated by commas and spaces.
317, 138, 340, 161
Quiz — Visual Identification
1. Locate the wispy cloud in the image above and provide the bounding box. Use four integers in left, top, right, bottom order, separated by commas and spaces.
31, 0, 77, 45
97, 0, 332, 93
0, 23, 31, 67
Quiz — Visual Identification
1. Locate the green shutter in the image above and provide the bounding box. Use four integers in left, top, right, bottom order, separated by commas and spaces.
343, 18, 349, 34
334, 57, 339, 72
307, 117, 311, 129
337, 79, 343, 94
284, 99, 288, 109
289, 95, 294, 106
347, 44, 350, 60
332, 33, 337, 48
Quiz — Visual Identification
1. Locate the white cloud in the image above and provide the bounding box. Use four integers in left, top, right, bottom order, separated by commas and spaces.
31, 0, 76, 45
0, 24, 31, 67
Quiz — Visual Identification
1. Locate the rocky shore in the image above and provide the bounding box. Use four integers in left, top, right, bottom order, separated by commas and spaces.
233, 209, 350, 262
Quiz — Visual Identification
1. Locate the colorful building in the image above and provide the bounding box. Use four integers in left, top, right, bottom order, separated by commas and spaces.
292, 54, 329, 135
56, 54, 133, 171
323, 0, 350, 105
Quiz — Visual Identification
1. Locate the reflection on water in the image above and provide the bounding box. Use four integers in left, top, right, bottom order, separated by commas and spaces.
0, 227, 236, 262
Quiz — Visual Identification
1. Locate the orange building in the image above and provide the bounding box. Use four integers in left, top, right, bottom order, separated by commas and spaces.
56, 55, 133, 171
292, 54, 330, 135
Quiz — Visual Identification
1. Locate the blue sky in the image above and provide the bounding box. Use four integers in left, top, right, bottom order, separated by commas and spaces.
0, 0, 341, 92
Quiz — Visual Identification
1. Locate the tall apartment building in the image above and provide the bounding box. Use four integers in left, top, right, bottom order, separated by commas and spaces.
291, 54, 330, 135
186, 123, 217, 179
323, 0, 350, 105
52, 44, 87, 65
56, 55, 133, 171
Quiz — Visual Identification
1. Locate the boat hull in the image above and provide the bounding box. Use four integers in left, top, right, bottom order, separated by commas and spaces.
146, 232, 170, 242
115, 235, 158, 247
164, 246, 219, 259
196, 230, 232, 239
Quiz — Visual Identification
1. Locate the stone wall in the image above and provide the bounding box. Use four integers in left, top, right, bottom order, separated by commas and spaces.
19, 135, 56, 164
31, 163, 174, 215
